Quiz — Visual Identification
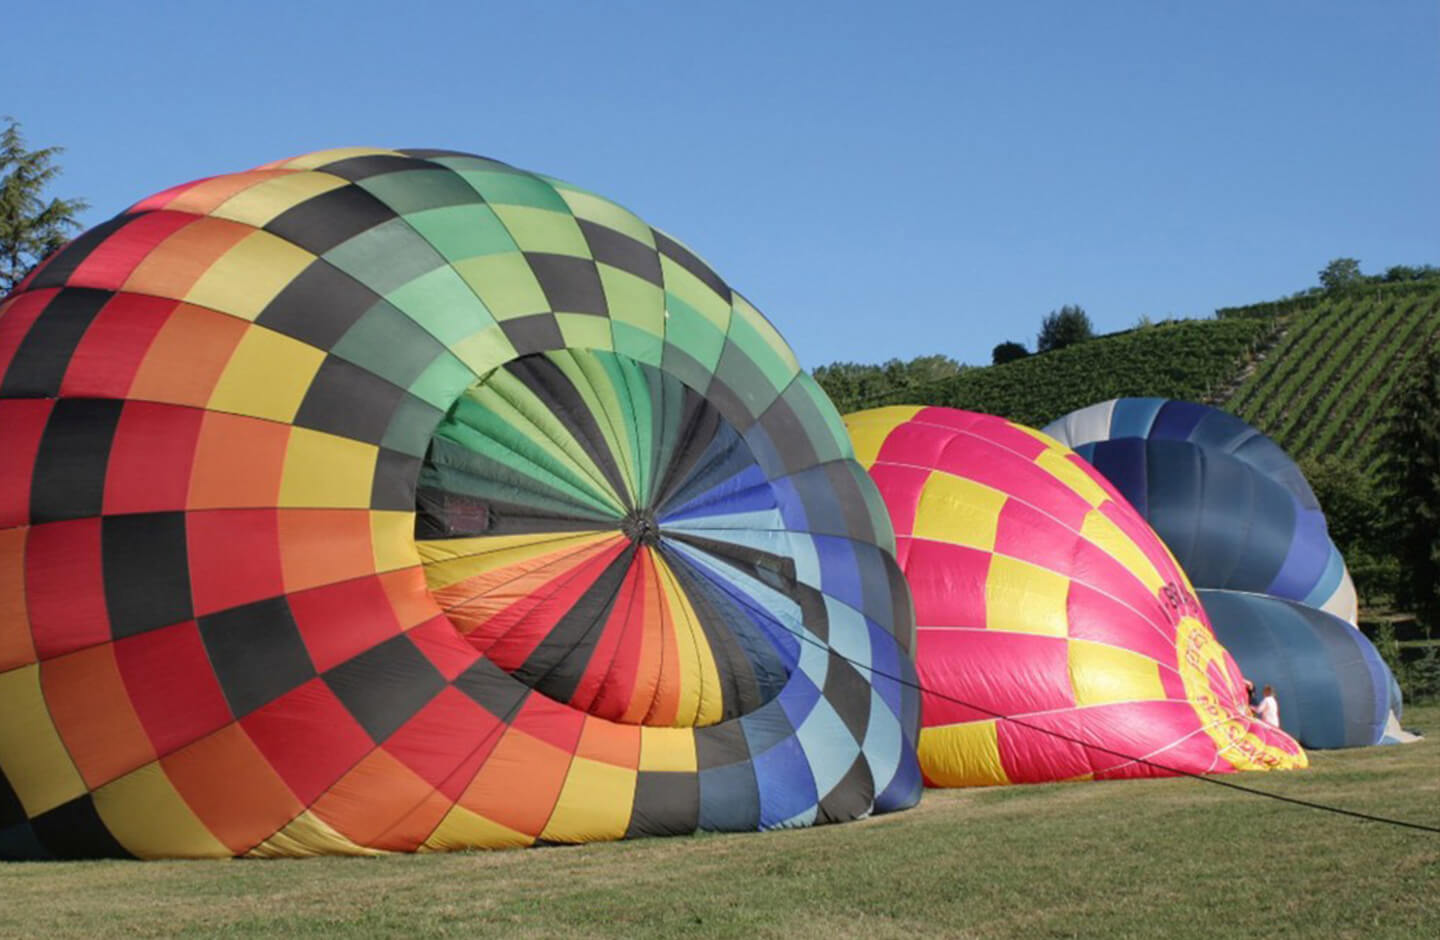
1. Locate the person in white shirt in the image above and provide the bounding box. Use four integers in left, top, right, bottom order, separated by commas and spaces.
1255, 685, 1280, 727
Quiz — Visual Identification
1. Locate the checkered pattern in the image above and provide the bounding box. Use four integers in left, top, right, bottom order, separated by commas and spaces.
845, 406, 1306, 788
0, 148, 921, 859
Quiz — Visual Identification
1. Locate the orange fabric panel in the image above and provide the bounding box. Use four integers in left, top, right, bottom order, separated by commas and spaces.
161, 723, 304, 855
128, 302, 250, 407
457, 727, 571, 837
121, 217, 254, 301
0, 527, 34, 673
277, 509, 378, 592
41, 645, 157, 789
187, 411, 291, 509
311, 749, 449, 852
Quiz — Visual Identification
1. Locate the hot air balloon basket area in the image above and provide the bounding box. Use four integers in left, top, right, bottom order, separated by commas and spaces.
0, 151, 1418, 862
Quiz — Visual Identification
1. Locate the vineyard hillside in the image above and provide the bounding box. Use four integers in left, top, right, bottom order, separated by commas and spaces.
1225, 284, 1440, 473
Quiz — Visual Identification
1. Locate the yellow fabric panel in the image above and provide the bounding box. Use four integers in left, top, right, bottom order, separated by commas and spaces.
638, 726, 698, 773
653, 552, 723, 726
270, 147, 402, 171
914, 471, 1006, 551
539, 757, 636, 843
278, 429, 377, 508
557, 189, 655, 245
1174, 618, 1308, 772
245, 811, 386, 858
418, 531, 614, 590
985, 555, 1070, 636
211, 172, 350, 227
207, 326, 324, 423
184, 231, 315, 321
1035, 448, 1110, 508
93, 762, 232, 859
917, 720, 1011, 787
371, 511, 421, 573
1080, 508, 1165, 594
1068, 639, 1165, 707
661, 255, 731, 329
0, 527, 35, 673
555, 312, 616, 352
422, 806, 534, 851
448, 323, 517, 377
842, 407, 924, 468
0, 665, 87, 816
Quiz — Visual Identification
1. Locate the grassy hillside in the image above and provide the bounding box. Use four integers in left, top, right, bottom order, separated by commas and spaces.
3, 703, 1435, 938
844, 316, 1275, 428
1228, 286, 1440, 473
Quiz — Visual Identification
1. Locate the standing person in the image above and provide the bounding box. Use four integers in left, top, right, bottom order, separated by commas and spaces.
1255, 685, 1280, 727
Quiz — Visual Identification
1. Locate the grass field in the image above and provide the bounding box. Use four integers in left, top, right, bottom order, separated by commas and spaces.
3, 705, 1436, 939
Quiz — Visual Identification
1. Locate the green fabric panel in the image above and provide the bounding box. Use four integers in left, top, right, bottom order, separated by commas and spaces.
555, 312, 615, 353
386, 265, 499, 345
782, 374, 849, 466
558, 190, 655, 246
424, 437, 615, 524
600, 265, 665, 335
404, 204, 519, 263
324, 218, 448, 296
457, 170, 571, 211
660, 256, 731, 330
662, 294, 725, 371
408, 351, 480, 411
453, 253, 548, 320
382, 394, 446, 457
550, 350, 639, 506
724, 300, 799, 396
490, 205, 590, 257
611, 320, 663, 369
332, 300, 447, 390
359, 168, 485, 215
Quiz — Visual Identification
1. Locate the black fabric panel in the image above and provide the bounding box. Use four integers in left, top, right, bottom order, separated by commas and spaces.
1, 288, 111, 397
625, 771, 699, 838
371, 447, 421, 511
295, 355, 407, 444
0, 766, 25, 828
822, 653, 871, 744
513, 545, 636, 702
499, 313, 565, 356
102, 512, 193, 639
316, 154, 437, 181
524, 253, 608, 316
504, 355, 632, 507
255, 261, 382, 350
578, 220, 662, 286
694, 720, 752, 770
323, 635, 446, 744
29, 795, 134, 860
25, 214, 132, 290
814, 755, 875, 826
793, 581, 831, 645
713, 339, 781, 418
653, 229, 729, 300
826, 463, 879, 551
198, 597, 315, 719
658, 343, 715, 409
755, 396, 820, 477
265, 186, 397, 256
29, 398, 124, 524
453, 658, 530, 720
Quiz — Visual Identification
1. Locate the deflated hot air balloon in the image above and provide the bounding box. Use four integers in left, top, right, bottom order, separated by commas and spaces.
845, 406, 1304, 787
1198, 591, 1411, 749
0, 148, 921, 860
1043, 398, 1357, 622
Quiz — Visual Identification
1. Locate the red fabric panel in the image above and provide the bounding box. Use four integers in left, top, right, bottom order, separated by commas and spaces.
186, 509, 285, 616
573, 556, 646, 719
1065, 580, 1176, 666
864, 463, 928, 536
61, 294, 178, 399
511, 691, 586, 755
0, 288, 58, 378
406, 614, 480, 681
917, 629, 1072, 727
903, 538, 989, 628
113, 619, 232, 756
289, 575, 403, 673
26, 518, 109, 660
383, 685, 505, 799
65, 212, 198, 291
242, 678, 375, 804
102, 401, 204, 515
0, 399, 53, 528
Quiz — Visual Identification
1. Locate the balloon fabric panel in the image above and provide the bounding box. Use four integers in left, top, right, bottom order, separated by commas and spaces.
845, 406, 1305, 789
0, 148, 922, 859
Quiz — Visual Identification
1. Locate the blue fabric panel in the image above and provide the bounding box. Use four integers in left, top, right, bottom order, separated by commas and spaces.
777, 668, 823, 729
1082, 439, 1149, 518
697, 762, 761, 831
874, 736, 923, 811
752, 733, 818, 828
814, 534, 865, 615
1300, 542, 1346, 610
1150, 400, 1209, 441
1266, 503, 1331, 601
1108, 397, 1167, 440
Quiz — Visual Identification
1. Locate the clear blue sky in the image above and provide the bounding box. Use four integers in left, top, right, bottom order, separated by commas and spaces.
8, 1, 1437, 368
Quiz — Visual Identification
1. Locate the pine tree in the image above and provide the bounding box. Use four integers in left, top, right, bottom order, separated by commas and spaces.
1378, 346, 1440, 628
0, 118, 88, 294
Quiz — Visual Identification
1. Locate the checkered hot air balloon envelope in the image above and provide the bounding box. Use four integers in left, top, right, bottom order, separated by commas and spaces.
1044, 398, 1406, 750
0, 148, 923, 860
844, 406, 1306, 787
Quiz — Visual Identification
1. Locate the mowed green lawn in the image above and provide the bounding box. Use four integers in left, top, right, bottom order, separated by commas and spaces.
3, 705, 1436, 939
